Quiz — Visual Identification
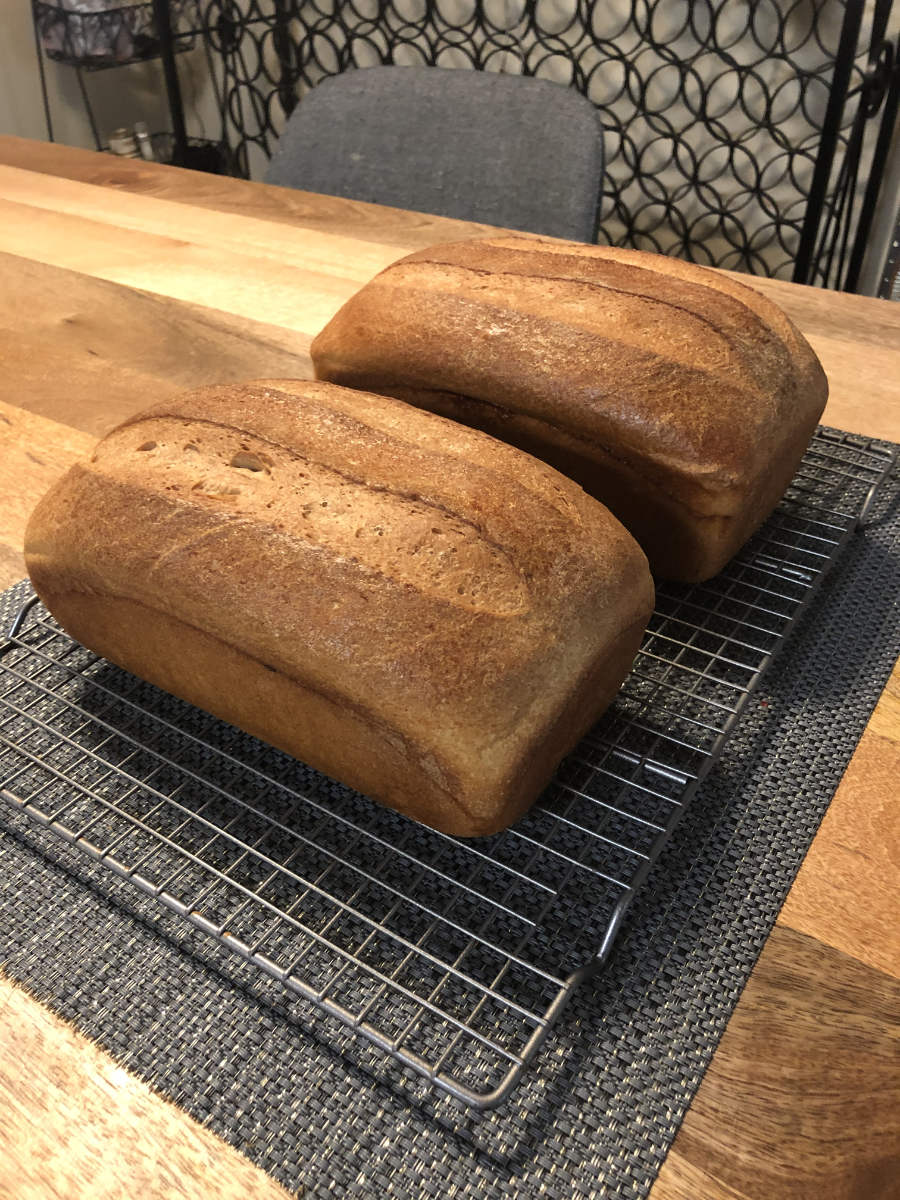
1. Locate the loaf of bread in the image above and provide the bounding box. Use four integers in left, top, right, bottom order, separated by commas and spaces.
24, 380, 654, 838
311, 236, 829, 581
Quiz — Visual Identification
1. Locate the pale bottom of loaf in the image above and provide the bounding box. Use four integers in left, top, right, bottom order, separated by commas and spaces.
356, 383, 817, 583
35, 590, 648, 838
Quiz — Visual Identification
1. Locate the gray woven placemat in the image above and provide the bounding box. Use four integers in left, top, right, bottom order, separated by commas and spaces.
1, 445, 899, 1199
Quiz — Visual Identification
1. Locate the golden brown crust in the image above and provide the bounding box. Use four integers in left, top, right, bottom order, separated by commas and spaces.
25, 379, 654, 836
310, 237, 828, 580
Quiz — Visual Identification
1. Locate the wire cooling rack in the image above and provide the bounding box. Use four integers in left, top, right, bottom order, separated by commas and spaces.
0, 428, 894, 1109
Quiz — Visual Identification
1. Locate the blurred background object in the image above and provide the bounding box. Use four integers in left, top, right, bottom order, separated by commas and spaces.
2, 0, 897, 293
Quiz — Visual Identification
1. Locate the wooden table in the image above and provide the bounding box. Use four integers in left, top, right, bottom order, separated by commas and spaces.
0, 135, 897, 1200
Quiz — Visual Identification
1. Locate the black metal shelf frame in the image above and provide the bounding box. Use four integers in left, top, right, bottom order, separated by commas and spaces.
31, 0, 231, 171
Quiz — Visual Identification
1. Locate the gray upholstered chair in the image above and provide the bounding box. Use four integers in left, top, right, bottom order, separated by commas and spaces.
265, 66, 604, 242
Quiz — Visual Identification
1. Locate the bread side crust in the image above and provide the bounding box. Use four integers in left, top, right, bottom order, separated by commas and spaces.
311, 239, 828, 580
21, 590, 648, 837
25, 379, 655, 835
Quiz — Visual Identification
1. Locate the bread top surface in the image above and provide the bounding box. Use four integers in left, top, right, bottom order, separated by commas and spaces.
25, 379, 653, 797
311, 237, 828, 516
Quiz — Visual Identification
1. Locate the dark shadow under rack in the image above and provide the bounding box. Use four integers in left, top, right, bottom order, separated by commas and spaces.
0, 427, 894, 1108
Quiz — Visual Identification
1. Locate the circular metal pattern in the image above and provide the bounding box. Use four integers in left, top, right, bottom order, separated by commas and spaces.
192, 0, 883, 282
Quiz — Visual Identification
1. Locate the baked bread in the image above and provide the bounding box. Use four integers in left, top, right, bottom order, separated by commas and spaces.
24, 379, 654, 838
311, 236, 828, 581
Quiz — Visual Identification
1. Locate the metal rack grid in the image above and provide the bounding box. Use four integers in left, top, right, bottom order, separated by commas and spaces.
0, 428, 894, 1109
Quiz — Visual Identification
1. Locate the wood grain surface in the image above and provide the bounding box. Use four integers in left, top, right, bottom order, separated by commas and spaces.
655, 928, 900, 1200
0, 977, 290, 1200
0, 253, 313, 437
778, 700, 900, 977
0, 138, 897, 1200
0, 400, 93, 589
0, 134, 504, 248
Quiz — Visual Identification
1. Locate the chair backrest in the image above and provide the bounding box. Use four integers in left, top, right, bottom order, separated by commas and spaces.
265, 66, 604, 243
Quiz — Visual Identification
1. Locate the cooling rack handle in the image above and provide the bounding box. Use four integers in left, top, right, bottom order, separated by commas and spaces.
6, 593, 40, 641
855, 443, 898, 530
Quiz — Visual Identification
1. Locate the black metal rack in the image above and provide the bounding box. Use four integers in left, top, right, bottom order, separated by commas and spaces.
0, 429, 894, 1109
31, 0, 230, 171
32, 0, 195, 69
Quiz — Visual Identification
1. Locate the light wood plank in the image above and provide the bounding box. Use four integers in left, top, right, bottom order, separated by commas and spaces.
0, 197, 366, 335
0, 977, 291, 1200
806, 331, 900, 443
0, 542, 27, 594
649, 1154, 749, 1200
3, 133, 897, 351
0, 399, 93, 590
778, 722, 900, 979
651, 927, 900, 1200
0, 133, 501, 248
0, 162, 413, 280
4, 133, 898, 349
0, 253, 314, 437
867, 658, 900, 743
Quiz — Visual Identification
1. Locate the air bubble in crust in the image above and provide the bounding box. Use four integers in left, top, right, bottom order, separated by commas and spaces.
230, 450, 271, 473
